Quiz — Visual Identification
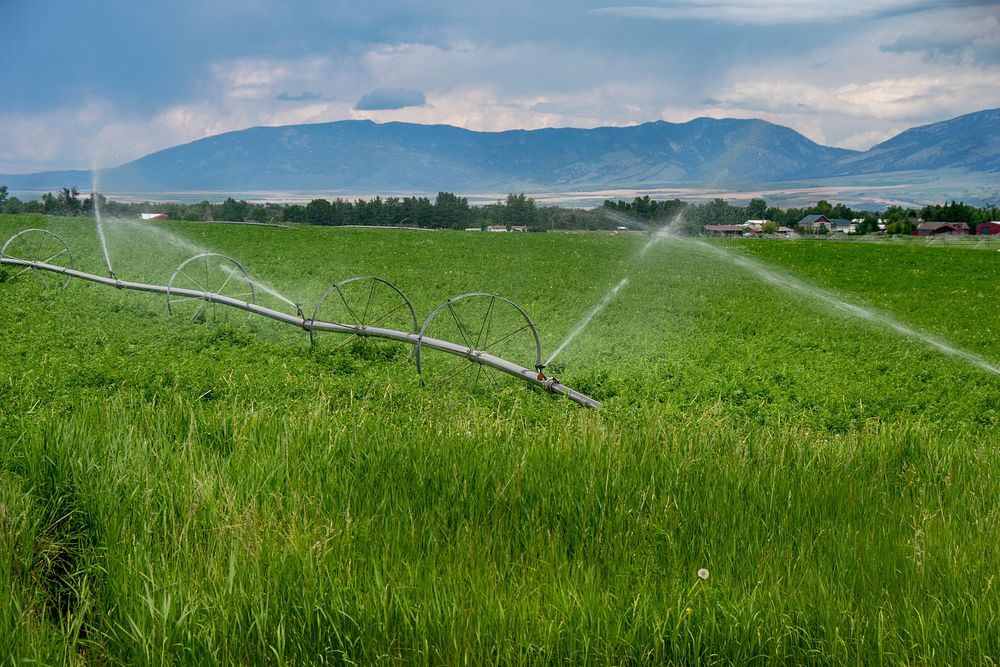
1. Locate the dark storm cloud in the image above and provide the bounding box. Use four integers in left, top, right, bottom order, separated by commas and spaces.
276, 91, 326, 102
354, 88, 426, 110
881, 32, 1000, 66
1, 0, 997, 171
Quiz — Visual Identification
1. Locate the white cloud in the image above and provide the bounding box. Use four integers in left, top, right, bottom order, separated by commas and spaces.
590, 1, 974, 25
712, 73, 1000, 121
838, 128, 902, 150
0, 100, 114, 173
2, 3, 997, 173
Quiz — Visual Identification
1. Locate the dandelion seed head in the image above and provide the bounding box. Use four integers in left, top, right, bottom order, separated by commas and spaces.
697, 568, 710, 580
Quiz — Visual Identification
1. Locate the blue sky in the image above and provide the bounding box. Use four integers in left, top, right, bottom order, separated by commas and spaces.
1, 0, 998, 172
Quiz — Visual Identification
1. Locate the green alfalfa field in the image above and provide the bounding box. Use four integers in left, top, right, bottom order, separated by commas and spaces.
2, 213, 1000, 664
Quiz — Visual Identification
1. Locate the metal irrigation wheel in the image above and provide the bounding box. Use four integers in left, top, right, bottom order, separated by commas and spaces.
0, 229, 75, 289
310, 276, 418, 357
416, 292, 542, 390
166, 253, 256, 323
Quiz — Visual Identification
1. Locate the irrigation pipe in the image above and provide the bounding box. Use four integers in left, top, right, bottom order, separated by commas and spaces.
0, 257, 602, 409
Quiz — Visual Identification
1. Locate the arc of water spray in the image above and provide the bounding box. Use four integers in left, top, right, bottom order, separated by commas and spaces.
91, 164, 115, 277
546, 277, 629, 366
93, 211, 300, 311
692, 239, 1000, 376
545, 211, 679, 365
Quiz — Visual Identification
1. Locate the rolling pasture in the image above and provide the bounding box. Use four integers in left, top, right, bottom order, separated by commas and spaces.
2, 214, 1000, 663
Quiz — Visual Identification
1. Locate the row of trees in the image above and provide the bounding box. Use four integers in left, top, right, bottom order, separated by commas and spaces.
603, 196, 1000, 236
2, 184, 997, 235
0, 187, 623, 231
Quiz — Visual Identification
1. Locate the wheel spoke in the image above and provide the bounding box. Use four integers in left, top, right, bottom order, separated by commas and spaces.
469, 363, 484, 389
337, 288, 364, 328
482, 324, 532, 353
40, 248, 67, 266
333, 332, 361, 352
482, 365, 501, 391
362, 280, 378, 325
178, 269, 208, 293
367, 302, 408, 328
474, 296, 496, 350
435, 360, 478, 388
191, 303, 207, 323
429, 356, 473, 387
215, 264, 240, 296
448, 303, 475, 350
32, 235, 45, 263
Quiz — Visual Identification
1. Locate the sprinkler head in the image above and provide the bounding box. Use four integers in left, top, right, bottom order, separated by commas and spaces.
535, 364, 546, 381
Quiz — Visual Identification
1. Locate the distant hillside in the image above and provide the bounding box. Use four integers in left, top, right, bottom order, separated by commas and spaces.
0, 118, 857, 194
825, 108, 1000, 175
1, 109, 997, 196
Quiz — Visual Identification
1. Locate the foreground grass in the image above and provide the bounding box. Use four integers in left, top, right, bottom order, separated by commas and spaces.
2, 215, 1000, 663
5, 395, 1000, 664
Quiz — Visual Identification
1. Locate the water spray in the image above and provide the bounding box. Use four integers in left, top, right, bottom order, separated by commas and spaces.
90, 165, 115, 278
546, 276, 629, 367
544, 210, 682, 364
0, 230, 603, 409
690, 239, 1000, 377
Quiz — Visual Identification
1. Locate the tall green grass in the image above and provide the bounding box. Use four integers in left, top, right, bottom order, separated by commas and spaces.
2, 215, 1000, 663
5, 395, 1000, 663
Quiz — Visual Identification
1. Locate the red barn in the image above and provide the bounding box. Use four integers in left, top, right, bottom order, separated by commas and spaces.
977, 221, 1000, 236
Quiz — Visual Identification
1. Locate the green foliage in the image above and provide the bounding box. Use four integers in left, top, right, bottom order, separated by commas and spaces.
2, 215, 1000, 662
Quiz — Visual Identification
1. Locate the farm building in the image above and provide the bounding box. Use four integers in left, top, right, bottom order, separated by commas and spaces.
140, 213, 168, 221
486, 225, 508, 232
703, 225, 749, 237
977, 221, 1000, 235
511, 225, 529, 232
913, 221, 969, 236
796, 215, 854, 233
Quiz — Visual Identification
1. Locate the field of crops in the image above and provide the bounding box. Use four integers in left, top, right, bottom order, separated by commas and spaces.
3, 213, 1000, 664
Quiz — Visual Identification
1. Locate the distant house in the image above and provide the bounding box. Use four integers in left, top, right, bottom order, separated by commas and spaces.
913, 221, 969, 236
510, 225, 529, 232
140, 213, 168, 221
486, 225, 508, 232
703, 224, 749, 237
743, 219, 767, 233
776, 226, 795, 237
796, 214, 854, 233
464, 227, 482, 232
977, 221, 1000, 236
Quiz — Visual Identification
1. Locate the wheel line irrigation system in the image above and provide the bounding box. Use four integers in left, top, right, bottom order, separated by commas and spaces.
0, 229, 602, 409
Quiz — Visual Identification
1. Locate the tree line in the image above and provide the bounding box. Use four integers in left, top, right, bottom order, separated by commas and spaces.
603, 196, 1000, 235
0, 187, 620, 231
2, 184, 996, 235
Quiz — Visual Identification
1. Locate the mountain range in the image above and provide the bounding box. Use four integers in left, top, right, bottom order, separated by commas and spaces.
2, 108, 997, 198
